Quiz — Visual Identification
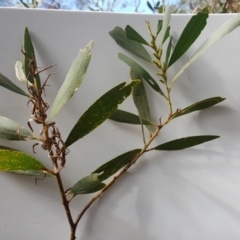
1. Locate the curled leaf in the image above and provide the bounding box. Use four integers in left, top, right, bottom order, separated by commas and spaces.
15, 61, 32, 86
66, 173, 105, 195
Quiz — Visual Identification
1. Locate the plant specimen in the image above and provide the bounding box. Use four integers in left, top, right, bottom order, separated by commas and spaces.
0, 10, 240, 240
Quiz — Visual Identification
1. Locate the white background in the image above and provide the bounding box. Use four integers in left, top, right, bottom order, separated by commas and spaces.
0, 9, 240, 240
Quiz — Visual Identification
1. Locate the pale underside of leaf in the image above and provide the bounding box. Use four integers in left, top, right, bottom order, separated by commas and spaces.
0, 115, 36, 140
66, 173, 105, 195
159, 4, 171, 47
130, 69, 153, 136
109, 26, 152, 63
48, 41, 93, 121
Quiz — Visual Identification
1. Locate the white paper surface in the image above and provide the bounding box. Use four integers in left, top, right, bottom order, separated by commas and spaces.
0, 9, 240, 240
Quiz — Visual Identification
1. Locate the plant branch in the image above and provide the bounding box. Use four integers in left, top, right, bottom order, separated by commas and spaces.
74, 115, 173, 227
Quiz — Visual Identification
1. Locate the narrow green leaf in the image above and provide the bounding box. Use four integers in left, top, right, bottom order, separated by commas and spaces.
147, 1, 154, 12
48, 41, 93, 121
20, 0, 30, 8
130, 69, 153, 134
65, 81, 140, 147
109, 109, 154, 125
154, 135, 219, 151
125, 25, 149, 45
0, 72, 29, 97
156, 1, 160, 8
0, 116, 36, 140
66, 173, 105, 195
24, 27, 41, 89
165, 37, 172, 66
159, 5, 171, 47
118, 53, 164, 96
168, 13, 208, 67
0, 146, 53, 176
92, 149, 141, 181
171, 14, 240, 86
170, 97, 225, 120
163, 26, 170, 44
109, 27, 152, 63
156, 20, 163, 36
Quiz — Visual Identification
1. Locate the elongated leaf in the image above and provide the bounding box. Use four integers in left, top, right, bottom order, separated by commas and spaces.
0, 72, 29, 97
24, 27, 41, 89
49, 41, 93, 121
163, 26, 170, 44
66, 173, 105, 195
154, 135, 219, 151
147, 1, 154, 11
0, 146, 53, 176
109, 27, 152, 63
0, 116, 36, 140
125, 25, 149, 45
20, 0, 30, 8
159, 5, 171, 47
165, 37, 172, 66
92, 149, 141, 181
65, 81, 140, 147
170, 97, 225, 120
118, 53, 164, 96
168, 13, 208, 67
156, 20, 163, 36
109, 109, 154, 125
171, 14, 240, 86
130, 69, 153, 134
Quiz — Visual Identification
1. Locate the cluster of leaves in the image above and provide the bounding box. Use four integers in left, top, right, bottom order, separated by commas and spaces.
147, 0, 165, 13
0, 27, 139, 191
